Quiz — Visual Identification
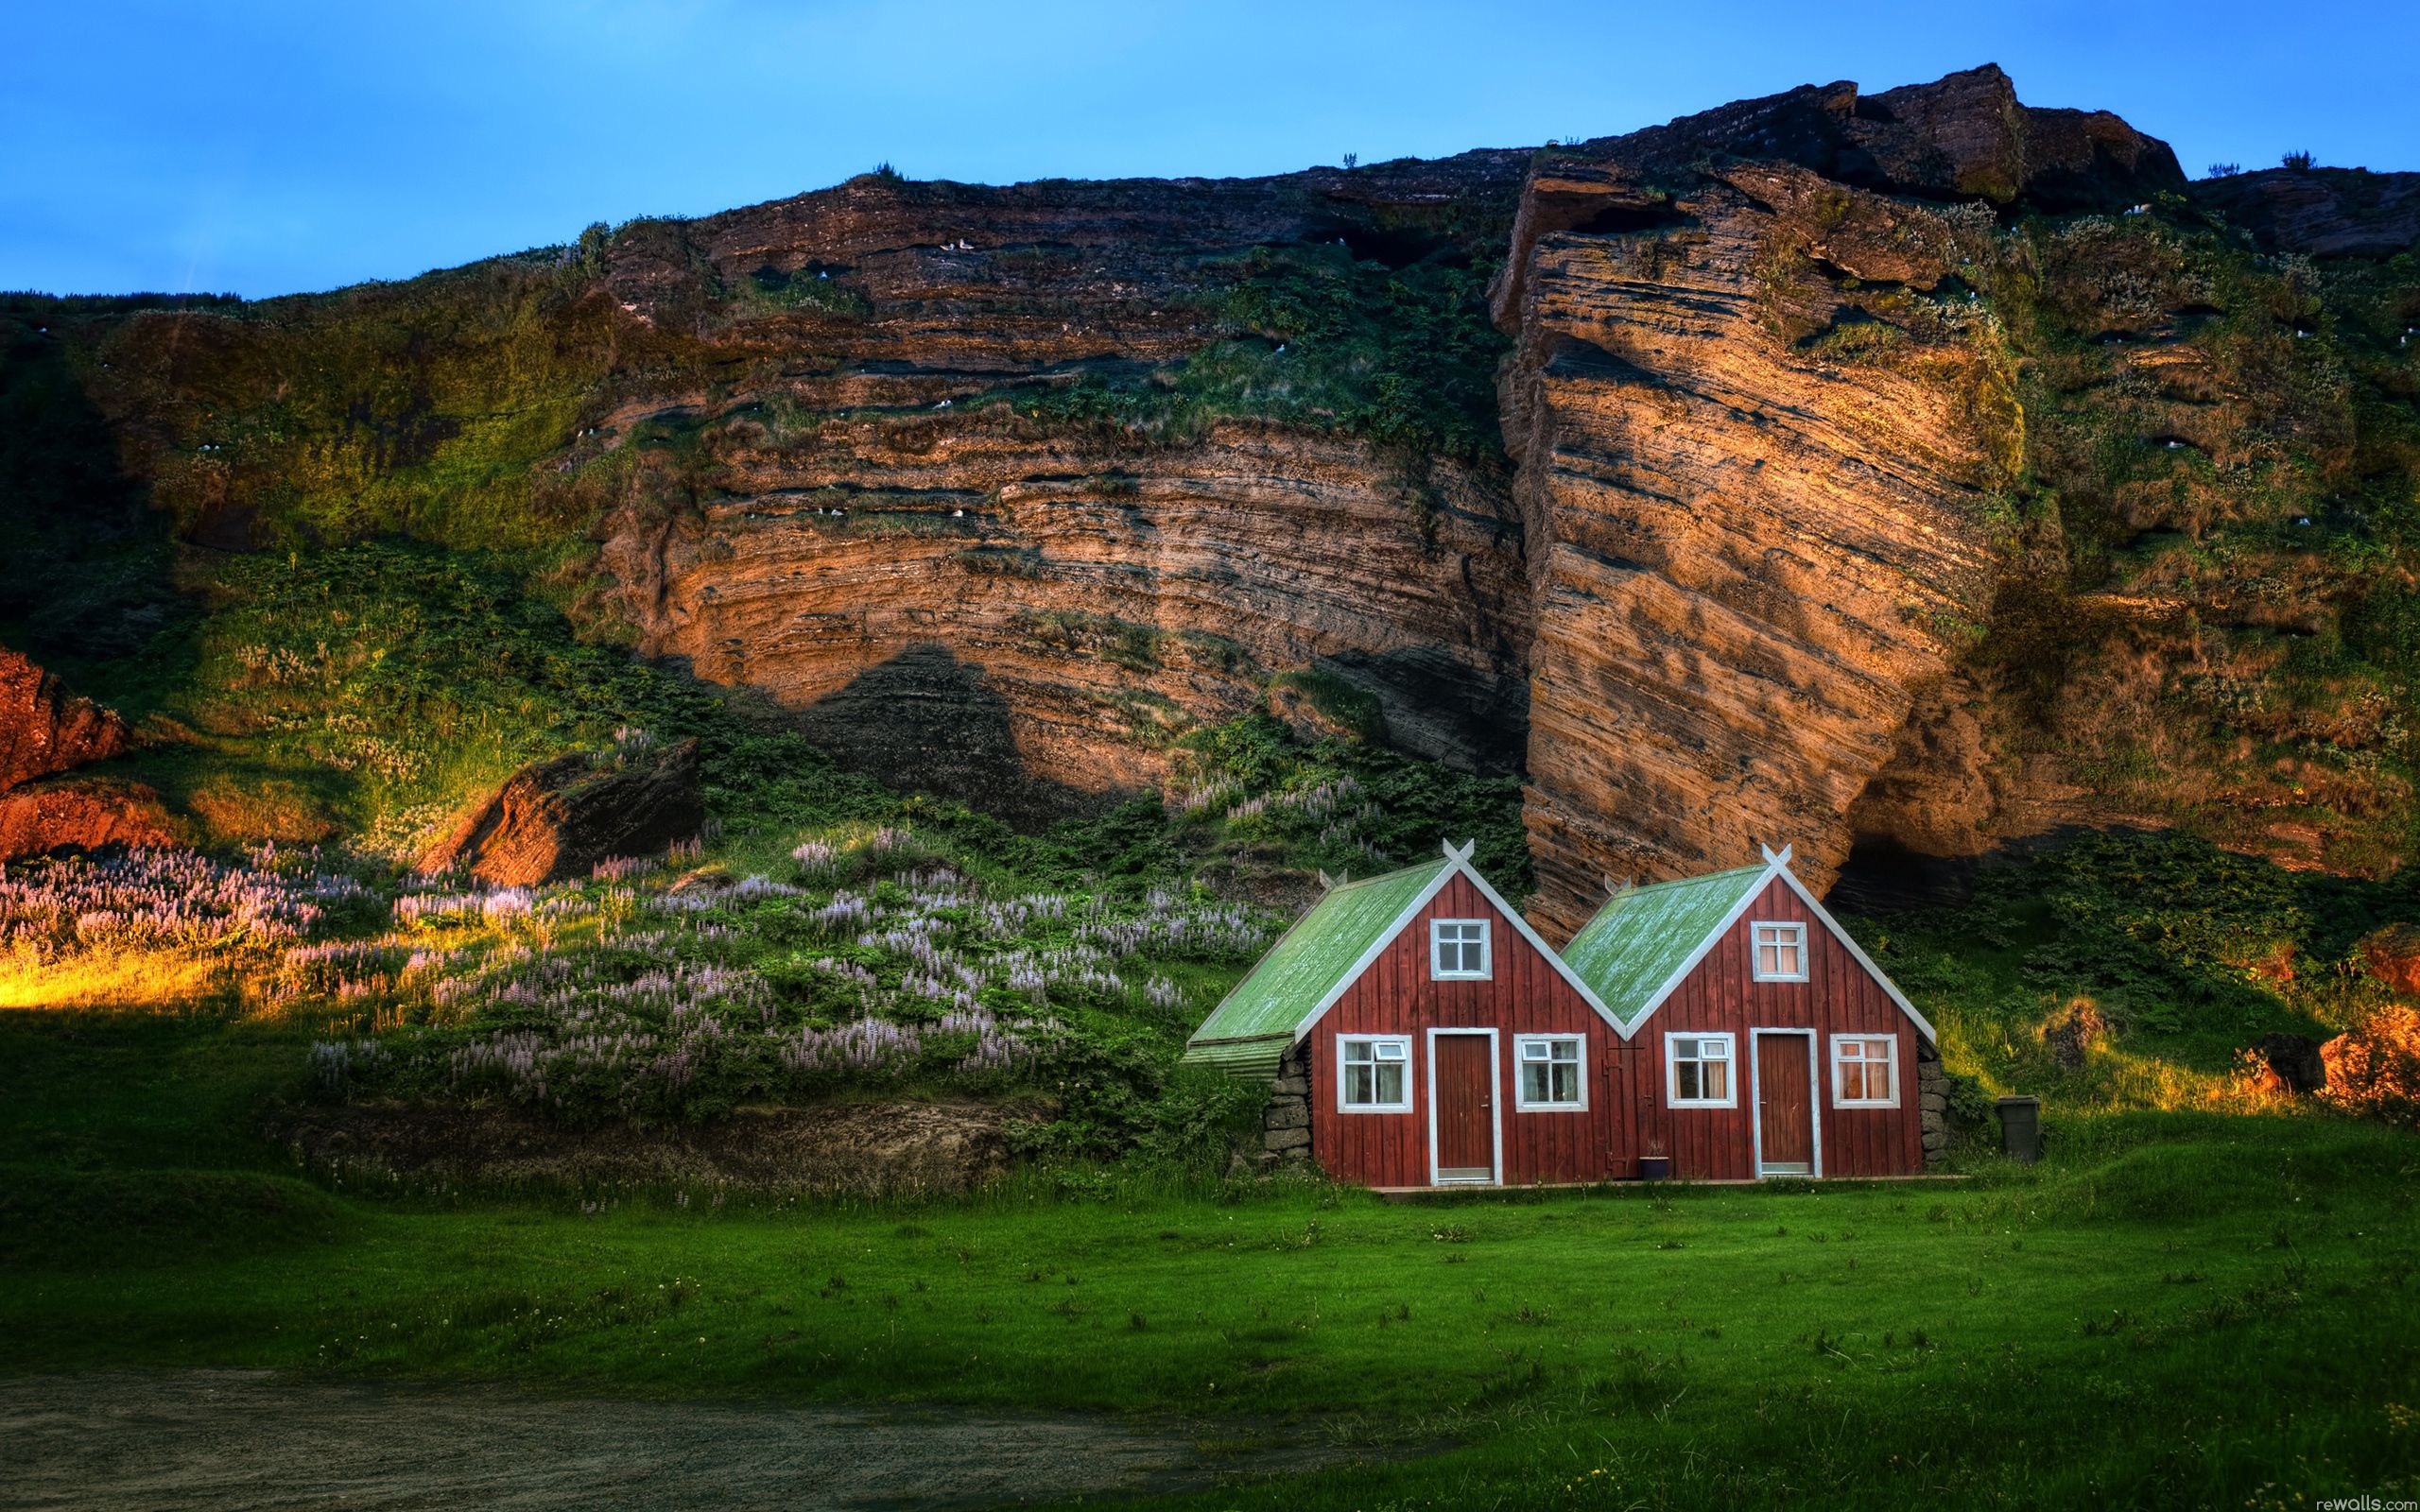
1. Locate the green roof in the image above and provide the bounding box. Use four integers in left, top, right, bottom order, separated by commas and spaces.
1182, 858, 1448, 1071
1561, 865, 1768, 1029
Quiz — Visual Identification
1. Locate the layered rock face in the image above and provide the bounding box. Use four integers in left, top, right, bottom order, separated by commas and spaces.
1494, 67, 2185, 932
607, 434, 1524, 823
575, 162, 1537, 816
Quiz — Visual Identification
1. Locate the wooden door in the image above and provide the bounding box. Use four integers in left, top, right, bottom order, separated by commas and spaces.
1432, 1034, 1495, 1182
1755, 1034, 1814, 1174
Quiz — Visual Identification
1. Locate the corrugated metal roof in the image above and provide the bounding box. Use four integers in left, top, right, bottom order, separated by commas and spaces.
1561, 865, 1767, 1028
1184, 858, 1447, 1060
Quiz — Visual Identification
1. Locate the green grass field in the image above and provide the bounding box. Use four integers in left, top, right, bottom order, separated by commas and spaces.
2, 1009, 2414, 1510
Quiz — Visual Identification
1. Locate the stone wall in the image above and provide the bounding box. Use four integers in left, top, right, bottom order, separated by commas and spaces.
1917, 1037, 1947, 1169
1256, 1040, 1314, 1169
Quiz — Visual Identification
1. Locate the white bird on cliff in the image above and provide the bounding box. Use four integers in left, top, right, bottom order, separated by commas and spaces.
1274, 343, 1288, 355
935, 399, 952, 408
818, 270, 829, 280
952, 508, 965, 518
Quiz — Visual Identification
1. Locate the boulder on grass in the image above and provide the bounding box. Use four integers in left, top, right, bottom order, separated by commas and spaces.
417, 738, 702, 886
2360, 924, 2420, 997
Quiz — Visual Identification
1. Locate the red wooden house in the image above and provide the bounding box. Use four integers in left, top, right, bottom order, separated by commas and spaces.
1182, 841, 1637, 1189
1560, 844, 1942, 1179
1185, 841, 1942, 1187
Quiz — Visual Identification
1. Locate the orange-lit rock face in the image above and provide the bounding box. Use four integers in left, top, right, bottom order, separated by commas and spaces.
604, 432, 1528, 824
0, 778, 176, 860
1496, 168, 2006, 932
1489, 65, 2184, 932
43, 67, 2251, 912
0, 649, 131, 794
582, 163, 1537, 820
418, 739, 704, 886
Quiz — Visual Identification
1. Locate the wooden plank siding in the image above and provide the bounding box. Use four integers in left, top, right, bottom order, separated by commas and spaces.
1624, 877, 1925, 1179
1307, 875, 1636, 1188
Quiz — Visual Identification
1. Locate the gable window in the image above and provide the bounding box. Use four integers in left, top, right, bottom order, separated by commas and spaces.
1513, 1035, 1586, 1110
1751, 921, 1809, 982
1831, 1034, 1898, 1108
1430, 919, 1492, 980
1666, 1032, 1737, 1108
1339, 1036, 1412, 1112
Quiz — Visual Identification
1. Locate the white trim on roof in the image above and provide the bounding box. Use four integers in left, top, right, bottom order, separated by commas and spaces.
1288, 849, 1464, 1043
1618, 861, 1781, 1033
1291, 839, 1630, 1044
1616, 845, 1937, 1043
1770, 863, 1938, 1042
1455, 853, 1628, 1034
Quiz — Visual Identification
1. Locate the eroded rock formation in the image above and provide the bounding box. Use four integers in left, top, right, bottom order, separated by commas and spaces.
0, 648, 131, 792
419, 738, 704, 885
0, 647, 155, 859
2193, 167, 2420, 258
0, 778, 177, 860
1494, 66, 2182, 931
580, 162, 1535, 816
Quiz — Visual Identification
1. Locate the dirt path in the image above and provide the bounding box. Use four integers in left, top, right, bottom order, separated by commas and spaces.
0, 1371, 1362, 1510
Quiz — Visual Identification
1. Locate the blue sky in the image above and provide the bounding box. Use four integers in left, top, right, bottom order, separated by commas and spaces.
6, 0, 2415, 299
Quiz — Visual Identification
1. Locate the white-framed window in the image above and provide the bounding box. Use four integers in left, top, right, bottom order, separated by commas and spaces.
1338, 1035, 1412, 1112
1831, 1033, 1898, 1108
1430, 919, 1492, 980
1751, 921, 1809, 982
1666, 1032, 1737, 1108
1513, 1034, 1586, 1110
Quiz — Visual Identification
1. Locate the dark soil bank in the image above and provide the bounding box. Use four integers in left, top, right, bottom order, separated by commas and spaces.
268, 1100, 1046, 1195
0, 1371, 1363, 1510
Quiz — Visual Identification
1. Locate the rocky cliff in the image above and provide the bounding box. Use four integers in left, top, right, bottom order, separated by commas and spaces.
1490, 66, 2194, 929
6, 65, 2415, 923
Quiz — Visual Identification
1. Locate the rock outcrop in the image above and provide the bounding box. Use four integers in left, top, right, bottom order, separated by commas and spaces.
0, 648, 156, 859
0, 648, 131, 793
1494, 67, 2170, 928
2192, 167, 2420, 258
2361, 924, 2420, 997
0, 777, 178, 860
418, 738, 703, 886
2256, 1032, 2329, 1095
